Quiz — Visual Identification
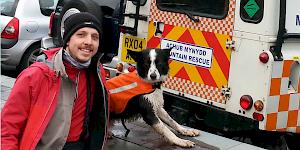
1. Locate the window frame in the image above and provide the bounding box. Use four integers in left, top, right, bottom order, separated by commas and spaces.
156, 0, 230, 20
0, 0, 19, 17
39, 0, 59, 16
240, 0, 264, 24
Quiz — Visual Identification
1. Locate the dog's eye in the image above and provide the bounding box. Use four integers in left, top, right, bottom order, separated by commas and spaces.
146, 60, 151, 65
144, 63, 150, 68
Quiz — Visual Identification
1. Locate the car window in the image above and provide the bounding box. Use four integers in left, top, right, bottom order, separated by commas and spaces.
0, 0, 19, 16
91, 0, 120, 9
39, 0, 59, 16
156, 0, 229, 19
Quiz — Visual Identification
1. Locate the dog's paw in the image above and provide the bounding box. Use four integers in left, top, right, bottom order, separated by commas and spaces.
172, 138, 195, 148
179, 128, 200, 137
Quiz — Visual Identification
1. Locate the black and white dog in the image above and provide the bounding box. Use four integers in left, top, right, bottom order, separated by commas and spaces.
107, 48, 200, 148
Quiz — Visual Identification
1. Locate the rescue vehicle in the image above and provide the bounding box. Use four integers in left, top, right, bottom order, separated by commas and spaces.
104, 0, 300, 148
43, 0, 299, 148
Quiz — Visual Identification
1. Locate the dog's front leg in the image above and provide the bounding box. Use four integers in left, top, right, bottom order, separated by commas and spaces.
152, 121, 195, 147
158, 108, 200, 137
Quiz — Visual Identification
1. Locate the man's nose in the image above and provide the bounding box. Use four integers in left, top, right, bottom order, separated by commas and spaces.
84, 35, 93, 45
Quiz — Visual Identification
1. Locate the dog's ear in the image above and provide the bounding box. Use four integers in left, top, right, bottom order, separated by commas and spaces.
162, 48, 172, 59
127, 50, 141, 62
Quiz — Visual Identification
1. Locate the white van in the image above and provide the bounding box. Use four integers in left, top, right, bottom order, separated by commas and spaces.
43, 0, 300, 149
104, 0, 300, 149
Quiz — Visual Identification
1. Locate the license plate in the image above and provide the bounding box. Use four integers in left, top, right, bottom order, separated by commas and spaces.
121, 35, 146, 63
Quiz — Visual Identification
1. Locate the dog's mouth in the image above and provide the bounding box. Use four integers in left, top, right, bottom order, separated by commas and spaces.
143, 75, 168, 84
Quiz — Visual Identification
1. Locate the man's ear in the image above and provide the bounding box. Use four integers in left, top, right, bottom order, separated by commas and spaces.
127, 50, 141, 62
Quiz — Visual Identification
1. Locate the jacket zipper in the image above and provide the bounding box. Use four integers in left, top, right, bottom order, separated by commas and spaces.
98, 69, 109, 150
74, 72, 80, 100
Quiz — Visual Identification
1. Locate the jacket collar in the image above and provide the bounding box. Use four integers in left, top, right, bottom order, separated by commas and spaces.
52, 48, 68, 78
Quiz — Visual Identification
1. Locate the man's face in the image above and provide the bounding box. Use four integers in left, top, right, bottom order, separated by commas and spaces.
66, 27, 100, 63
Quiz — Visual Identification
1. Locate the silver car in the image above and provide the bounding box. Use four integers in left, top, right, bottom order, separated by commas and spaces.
1, 0, 58, 71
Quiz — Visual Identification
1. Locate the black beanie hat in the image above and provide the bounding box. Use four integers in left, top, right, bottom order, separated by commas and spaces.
63, 12, 102, 48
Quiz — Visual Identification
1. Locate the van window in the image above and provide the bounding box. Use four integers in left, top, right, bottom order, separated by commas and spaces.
156, 0, 229, 19
0, 0, 18, 17
39, 0, 59, 16
240, 0, 263, 23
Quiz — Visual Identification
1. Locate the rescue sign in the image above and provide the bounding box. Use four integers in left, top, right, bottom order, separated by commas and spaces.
121, 35, 146, 63
285, 0, 300, 34
161, 39, 213, 68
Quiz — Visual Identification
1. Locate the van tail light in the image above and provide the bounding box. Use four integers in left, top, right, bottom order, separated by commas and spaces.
240, 95, 253, 110
48, 12, 55, 36
120, 26, 126, 33
1, 17, 19, 39
120, 26, 130, 34
128, 65, 136, 72
104, 69, 110, 78
116, 63, 124, 72
253, 112, 264, 121
120, 26, 134, 34
254, 100, 264, 111
259, 52, 269, 63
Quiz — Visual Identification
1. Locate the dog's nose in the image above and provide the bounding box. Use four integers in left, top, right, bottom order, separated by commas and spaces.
150, 73, 157, 80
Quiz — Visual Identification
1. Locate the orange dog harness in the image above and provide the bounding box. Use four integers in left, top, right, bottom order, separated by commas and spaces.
107, 71, 154, 114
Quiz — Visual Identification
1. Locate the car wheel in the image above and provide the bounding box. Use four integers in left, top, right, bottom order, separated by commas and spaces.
18, 44, 41, 72
55, 0, 103, 46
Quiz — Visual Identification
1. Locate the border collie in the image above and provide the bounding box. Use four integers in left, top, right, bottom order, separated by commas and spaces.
107, 48, 200, 148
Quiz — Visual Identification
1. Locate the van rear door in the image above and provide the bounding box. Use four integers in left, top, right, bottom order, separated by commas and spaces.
147, 0, 235, 108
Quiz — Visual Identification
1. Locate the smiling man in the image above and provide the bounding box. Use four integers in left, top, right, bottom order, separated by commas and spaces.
63, 13, 100, 64
1, 12, 110, 150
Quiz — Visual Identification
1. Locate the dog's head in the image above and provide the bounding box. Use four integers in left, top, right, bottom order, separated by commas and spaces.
128, 48, 171, 83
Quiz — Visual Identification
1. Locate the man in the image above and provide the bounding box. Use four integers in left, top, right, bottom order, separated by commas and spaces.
1, 12, 109, 150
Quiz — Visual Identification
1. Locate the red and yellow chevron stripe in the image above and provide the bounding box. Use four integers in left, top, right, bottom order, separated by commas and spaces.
147, 23, 231, 89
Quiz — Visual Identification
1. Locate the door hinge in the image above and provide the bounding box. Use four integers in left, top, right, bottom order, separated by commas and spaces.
226, 40, 235, 50
221, 86, 231, 99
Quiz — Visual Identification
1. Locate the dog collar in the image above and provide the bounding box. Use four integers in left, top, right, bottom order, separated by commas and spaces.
152, 82, 162, 89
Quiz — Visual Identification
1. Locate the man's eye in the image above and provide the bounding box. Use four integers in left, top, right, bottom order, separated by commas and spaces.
92, 35, 99, 40
77, 33, 84, 37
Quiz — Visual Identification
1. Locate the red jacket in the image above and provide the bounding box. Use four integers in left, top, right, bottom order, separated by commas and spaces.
1, 48, 109, 150
107, 71, 154, 114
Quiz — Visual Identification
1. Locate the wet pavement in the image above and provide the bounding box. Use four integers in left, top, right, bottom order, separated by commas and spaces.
108, 120, 214, 150
1, 74, 265, 150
